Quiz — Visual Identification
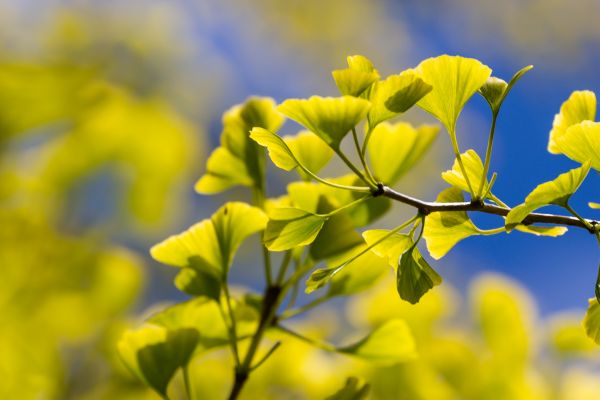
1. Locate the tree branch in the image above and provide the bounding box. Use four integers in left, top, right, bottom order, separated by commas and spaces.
380, 185, 598, 232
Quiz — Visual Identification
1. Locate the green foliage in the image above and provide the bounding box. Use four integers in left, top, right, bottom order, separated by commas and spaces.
120, 53, 600, 399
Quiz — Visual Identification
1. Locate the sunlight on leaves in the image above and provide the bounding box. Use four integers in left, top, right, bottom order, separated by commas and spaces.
196, 97, 284, 194
423, 187, 482, 260
368, 122, 439, 186
150, 202, 268, 274
416, 55, 492, 135
264, 207, 328, 251
364, 70, 432, 129
250, 127, 298, 171
362, 229, 412, 269
441, 149, 495, 200
284, 130, 334, 179
554, 121, 600, 171
505, 162, 590, 229
278, 96, 371, 150
548, 91, 596, 154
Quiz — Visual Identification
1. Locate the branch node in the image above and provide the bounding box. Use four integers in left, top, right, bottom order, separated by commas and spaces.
470, 198, 484, 209
418, 207, 430, 216
372, 183, 385, 197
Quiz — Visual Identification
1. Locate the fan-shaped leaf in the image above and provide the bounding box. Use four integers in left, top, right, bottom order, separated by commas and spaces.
583, 298, 600, 345
250, 127, 298, 171
548, 91, 596, 154
398, 246, 442, 304
416, 55, 492, 134
362, 229, 412, 268
441, 149, 495, 200
368, 121, 439, 185
505, 163, 590, 229
284, 130, 334, 178
554, 121, 600, 171
264, 208, 328, 251
278, 96, 371, 149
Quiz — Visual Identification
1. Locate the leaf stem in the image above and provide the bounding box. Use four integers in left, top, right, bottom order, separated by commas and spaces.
477, 112, 498, 199
334, 147, 376, 189
275, 324, 336, 352
449, 130, 475, 197
352, 127, 377, 185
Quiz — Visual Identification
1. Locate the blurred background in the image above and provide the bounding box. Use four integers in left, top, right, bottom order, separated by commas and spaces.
2, 0, 600, 398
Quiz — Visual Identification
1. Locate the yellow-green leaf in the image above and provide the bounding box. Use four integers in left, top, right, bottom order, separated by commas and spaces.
583, 298, 600, 345
250, 127, 298, 171
514, 225, 568, 237
362, 229, 412, 268
196, 97, 284, 194
548, 90, 596, 154
150, 202, 268, 274
263, 208, 328, 251
278, 96, 371, 149
423, 187, 482, 260
590, 202, 600, 209
328, 244, 389, 297
416, 55, 492, 134
347, 55, 378, 73
118, 325, 199, 397
368, 121, 439, 185
479, 65, 533, 114
554, 121, 600, 171
332, 69, 379, 97
365, 70, 432, 129
398, 246, 442, 304
441, 149, 495, 200
505, 163, 590, 229
284, 130, 334, 179
338, 319, 417, 364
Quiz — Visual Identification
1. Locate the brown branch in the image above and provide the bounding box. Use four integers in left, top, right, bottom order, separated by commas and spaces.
380, 185, 598, 232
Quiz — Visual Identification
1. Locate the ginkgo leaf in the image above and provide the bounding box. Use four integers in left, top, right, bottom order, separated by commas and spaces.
263, 208, 328, 251
347, 55, 378, 73
196, 97, 284, 194
441, 149, 495, 200
284, 130, 334, 179
305, 266, 339, 294
174, 258, 221, 301
368, 121, 439, 185
583, 298, 600, 345
589, 202, 600, 209
416, 55, 492, 135
332, 69, 379, 97
325, 377, 370, 400
250, 127, 298, 171
554, 121, 600, 171
338, 319, 416, 364
423, 187, 482, 259
513, 225, 567, 237
479, 65, 533, 114
362, 229, 412, 268
397, 246, 442, 304
505, 163, 591, 229
150, 202, 268, 274
118, 325, 199, 397
548, 91, 596, 154
278, 96, 371, 150
364, 70, 432, 129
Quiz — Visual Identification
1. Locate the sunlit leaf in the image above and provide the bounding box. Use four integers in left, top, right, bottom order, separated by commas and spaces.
250, 127, 298, 171
305, 266, 338, 294
332, 69, 379, 97
479, 65, 533, 114
397, 246, 442, 304
513, 225, 567, 237
423, 187, 482, 259
362, 229, 412, 268
554, 121, 600, 171
264, 208, 328, 251
347, 55, 378, 74
441, 149, 495, 200
278, 96, 371, 149
364, 70, 432, 129
505, 163, 590, 229
118, 325, 199, 397
583, 298, 600, 345
150, 202, 268, 275
196, 97, 284, 194
416, 55, 492, 134
338, 319, 417, 364
548, 90, 596, 154
284, 130, 334, 179
368, 121, 439, 185
325, 377, 370, 400
174, 257, 221, 301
